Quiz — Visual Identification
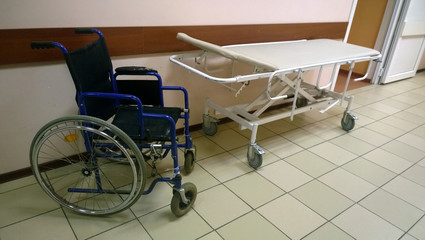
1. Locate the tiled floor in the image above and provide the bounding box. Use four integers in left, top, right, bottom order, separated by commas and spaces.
1, 72, 425, 239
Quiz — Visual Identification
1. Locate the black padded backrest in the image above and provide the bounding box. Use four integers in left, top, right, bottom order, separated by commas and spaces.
116, 80, 161, 106
64, 37, 116, 120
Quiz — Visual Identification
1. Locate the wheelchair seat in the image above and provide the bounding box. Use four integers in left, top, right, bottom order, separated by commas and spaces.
30, 29, 197, 217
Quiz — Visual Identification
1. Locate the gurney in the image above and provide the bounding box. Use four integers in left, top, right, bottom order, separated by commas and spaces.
170, 33, 381, 168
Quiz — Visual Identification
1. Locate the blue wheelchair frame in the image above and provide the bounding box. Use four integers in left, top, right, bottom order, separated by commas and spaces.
32, 29, 194, 204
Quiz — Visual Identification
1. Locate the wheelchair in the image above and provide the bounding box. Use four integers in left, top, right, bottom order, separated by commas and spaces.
30, 29, 197, 217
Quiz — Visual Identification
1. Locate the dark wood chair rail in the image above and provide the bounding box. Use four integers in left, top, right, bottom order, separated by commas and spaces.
0, 22, 347, 65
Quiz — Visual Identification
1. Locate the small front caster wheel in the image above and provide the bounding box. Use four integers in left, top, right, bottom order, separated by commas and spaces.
341, 112, 356, 131
171, 182, 197, 217
184, 149, 196, 174
247, 152, 263, 169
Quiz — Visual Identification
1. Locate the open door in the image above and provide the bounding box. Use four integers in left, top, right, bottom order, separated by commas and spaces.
373, 0, 425, 84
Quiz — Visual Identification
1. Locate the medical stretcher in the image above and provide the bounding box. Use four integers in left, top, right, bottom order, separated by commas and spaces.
170, 33, 381, 169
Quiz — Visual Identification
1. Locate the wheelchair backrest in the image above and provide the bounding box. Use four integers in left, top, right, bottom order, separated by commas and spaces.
64, 37, 116, 121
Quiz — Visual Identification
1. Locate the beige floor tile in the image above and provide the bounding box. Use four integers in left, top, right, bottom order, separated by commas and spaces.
383, 176, 425, 211
308, 142, 357, 166
418, 158, 425, 168
303, 119, 347, 140
0, 183, 59, 227
281, 128, 325, 149
360, 189, 424, 231
0, 176, 36, 194
0, 209, 75, 240
193, 136, 225, 160
193, 185, 251, 229
130, 180, 173, 217
398, 133, 425, 151
332, 204, 404, 240
234, 125, 277, 142
394, 92, 425, 105
139, 206, 212, 240
262, 118, 298, 134
319, 168, 376, 202
394, 110, 425, 126
350, 127, 392, 147
405, 106, 425, 119
197, 231, 223, 240
381, 140, 425, 163
303, 222, 355, 240
349, 94, 377, 106
89, 220, 151, 240
408, 216, 425, 240
198, 152, 253, 183
257, 160, 312, 192
182, 163, 220, 192
342, 157, 396, 187
363, 148, 413, 174
411, 125, 425, 138
365, 121, 406, 139
257, 194, 326, 239
367, 102, 401, 115
217, 211, 289, 240
300, 109, 334, 122
354, 106, 389, 120
402, 164, 425, 187
224, 171, 284, 208
65, 208, 136, 239
285, 150, 337, 178
330, 134, 376, 156
379, 98, 412, 111
291, 180, 353, 220
287, 113, 317, 127
399, 233, 420, 240
380, 115, 419, 132
258, 135, 303, 159
207, 129, 248, 151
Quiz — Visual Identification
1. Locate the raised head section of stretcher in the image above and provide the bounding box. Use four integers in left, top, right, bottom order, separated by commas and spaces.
176, 33, 278, 71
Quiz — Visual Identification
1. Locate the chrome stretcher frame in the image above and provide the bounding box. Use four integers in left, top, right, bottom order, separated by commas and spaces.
170, 33, 381, 169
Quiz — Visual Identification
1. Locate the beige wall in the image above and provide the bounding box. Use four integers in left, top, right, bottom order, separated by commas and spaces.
0, 0, 355, 174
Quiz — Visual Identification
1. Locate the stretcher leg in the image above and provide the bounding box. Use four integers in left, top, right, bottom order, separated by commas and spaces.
247, 124, 265, 169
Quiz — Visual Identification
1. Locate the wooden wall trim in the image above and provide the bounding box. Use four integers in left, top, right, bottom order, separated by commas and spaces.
0, 22, 347, 65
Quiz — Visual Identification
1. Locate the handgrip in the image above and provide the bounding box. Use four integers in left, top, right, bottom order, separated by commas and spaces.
30, 41, 55, 49
75, 28, 94, 34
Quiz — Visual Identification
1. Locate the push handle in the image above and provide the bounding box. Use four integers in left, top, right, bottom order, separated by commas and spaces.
75, 28, 103, 37
30, 41, 55, 49
74, 28, 94, 34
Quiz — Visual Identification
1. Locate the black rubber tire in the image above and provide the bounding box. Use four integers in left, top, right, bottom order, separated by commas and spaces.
341, 113, 355, 131
184, 150, 195, 174
170, 182, 197, 217
247, 151, 263, 169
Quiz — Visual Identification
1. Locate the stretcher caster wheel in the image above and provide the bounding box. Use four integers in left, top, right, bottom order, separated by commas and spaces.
341, 111, 356, 131
171, 182, 197, 217
247, 144, 264, 169
202, 121, 218, 136
184, 148, 196, 174
296, 97, 308, 108
202, 114, 218, 136
247, 152, 263, 169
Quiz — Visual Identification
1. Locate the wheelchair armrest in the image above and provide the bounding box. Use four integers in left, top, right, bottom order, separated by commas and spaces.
115, 66, 158, 75
162, 86, 190, 110
79, 92, 144, 112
